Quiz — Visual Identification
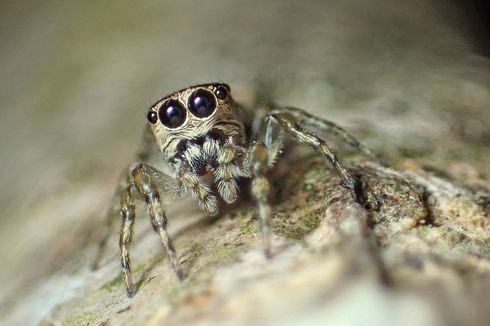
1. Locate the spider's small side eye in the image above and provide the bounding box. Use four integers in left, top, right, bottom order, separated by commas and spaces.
147, 110, 158, 124
215, 86, 228, 100
188, 89, 217, 118
159, 100, 187, 128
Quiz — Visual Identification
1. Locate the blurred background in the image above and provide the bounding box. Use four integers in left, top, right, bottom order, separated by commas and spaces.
0, 0, 489, 324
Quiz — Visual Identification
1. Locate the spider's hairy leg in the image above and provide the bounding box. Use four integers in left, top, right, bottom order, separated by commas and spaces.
262, 111, 285, 165
249, 142, 273, 258
280, 106, 376, 160
96, 162, 184, 297
119, 184, 136, 297
268, 111, 358, 190
179, 168, 219, 215
215, 144, 240, 203
130, 163, 184, 286
92, 125, 160, 270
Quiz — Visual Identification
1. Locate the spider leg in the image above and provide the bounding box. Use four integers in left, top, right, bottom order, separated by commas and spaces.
95, 160, 184, 297
262, 111, 286, 166
215, 144, 240, 203
179, 168, 218, 215
92, 125, 161, 270
249, 142, 273, 258
267, 111, 358, 190
277, 106, 375, 160
128, 163, 184, 294
244, 112, 290, 258
119, 184, 136, 296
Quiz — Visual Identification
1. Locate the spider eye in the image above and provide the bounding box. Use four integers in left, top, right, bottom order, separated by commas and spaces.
215, 85, 228, 100
159, 99, 187, 128
188, 89, 217, 118
147, 110, 158, 124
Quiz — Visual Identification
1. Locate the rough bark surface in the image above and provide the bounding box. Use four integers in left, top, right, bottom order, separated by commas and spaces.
0, 1, 489, 325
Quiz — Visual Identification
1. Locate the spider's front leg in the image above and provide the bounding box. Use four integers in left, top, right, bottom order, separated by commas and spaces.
92, 125, 160, 270
127, 163, 185, 296
112, 163, 184, 297
267, 109, 359, 190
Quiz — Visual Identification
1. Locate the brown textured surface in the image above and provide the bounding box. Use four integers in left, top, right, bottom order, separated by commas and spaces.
0, 1, 489, 325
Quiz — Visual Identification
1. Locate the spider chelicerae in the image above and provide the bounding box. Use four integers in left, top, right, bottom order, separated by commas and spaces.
92, 82, 373, 297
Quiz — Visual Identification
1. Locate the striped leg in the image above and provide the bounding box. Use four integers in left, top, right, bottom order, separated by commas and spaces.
92, 125, 160, 270
179, 168, 218, 215
130, 164, 184, 289
278, 106, 375, 159
249, 142, 273, 258
119, 185, 136, 296
215, 144, 240, 204
268, 111, 358, 190
96, 162, 184, 297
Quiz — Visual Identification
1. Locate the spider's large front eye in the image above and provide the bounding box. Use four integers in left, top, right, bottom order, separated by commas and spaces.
159, 99, 187, 128
188, 89, 217, 118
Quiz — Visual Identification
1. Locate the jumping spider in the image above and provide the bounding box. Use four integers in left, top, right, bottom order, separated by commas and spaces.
92, 82, 373, 297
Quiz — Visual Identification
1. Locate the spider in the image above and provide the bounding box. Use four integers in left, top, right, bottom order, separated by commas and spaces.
92, 82, 373, 297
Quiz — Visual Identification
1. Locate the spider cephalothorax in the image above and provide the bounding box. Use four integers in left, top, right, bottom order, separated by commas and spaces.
147, 83, 245, 155
93, 82, 373, 297
147, 83, 249, 212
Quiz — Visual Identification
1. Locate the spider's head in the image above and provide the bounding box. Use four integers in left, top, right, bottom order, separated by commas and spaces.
147, 82, 245, 156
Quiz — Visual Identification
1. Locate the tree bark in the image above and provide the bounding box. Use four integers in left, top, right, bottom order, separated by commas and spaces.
0, 1, 488, 325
